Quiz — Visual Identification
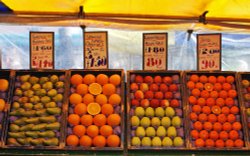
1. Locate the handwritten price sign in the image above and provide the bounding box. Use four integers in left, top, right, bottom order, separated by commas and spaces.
197, 34, 221, 71
84, 32, 108, 69
143, 33, 167, 70
30, 32, 54, 69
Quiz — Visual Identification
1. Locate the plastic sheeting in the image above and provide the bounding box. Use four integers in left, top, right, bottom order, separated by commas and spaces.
1, 25, 250, 71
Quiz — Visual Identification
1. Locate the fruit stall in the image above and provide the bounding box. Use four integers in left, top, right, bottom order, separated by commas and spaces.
1, 0, 250, 156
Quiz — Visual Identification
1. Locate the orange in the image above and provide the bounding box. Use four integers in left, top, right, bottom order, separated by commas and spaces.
76, 84, 88, 95
198, 113, 207, 122
228, 89, 237, 98
208, 76, 217, 84
200, 90, 209, 99
73, 125, 86, 137
68, 114, 80, 125
107, 114, 121, 126
69, 93, 82, 105
203, 122, 213, 131
222, 122, 232, 131
93, 114, 107, 126
79, 135, 92, 147
225, 98, 234, 107
229, 130, 239, 140
211, 105, 221, 115
67, 134, 79, 146
221, 106, 230, 115
195, 138, 205, 147
103, 83, 116, 96
88, 83, 102, 95
83, 74, 96, 84
218, 114, 227, 123
81, 115, 93, 126
109, 74, 121, 86
213, 83, 222, 91
192, 105, 201, 113
169, 84, 178, 92
95, 94, 108, 105
82, 94, 95, 104
230, 106, 239, 114
205, 139, 215, 147
209, 131, 219, 140
216, 98, 225, 107
199, 75, 208, 83
96, 74, 109, 85
70, 74, 83, 86
87, 125, 99, 138
191, 130, 199, 139
213, 122, 222, 131
190, 74, 199, 82
219, 131, 228, 140
227, 114, 236, 123
202, 106, 211, 114
210, 91, 219, 98
191, 88, 200, 97
87, 103, 101, 115
188, 96, 197, 105
219, 90, 228, 99
93, 135, 106, 147
107, 135, 120, 147
199, 130, 209, 139
208, 114, 217, 123
225, 139, 234, 147
195, 82, 204, 90
226, 76, 235, 84
163, 76, 173, 84
215, 139, 225, 148
234, 139, 244, 148
101, 104, 114, 115
204, 83, 213, 91
232, 122, 242, 131
108, 94, 121, 105
0, 99, 5, 111
190, 112, 198, 121
206, 98, 215, 107
197, 98, 206, 106
0, 79, 8, 92
187, 81, 195, 89
193, 121, 203, 130
154, 76, 162, 84
74, 103, 87, 115
100, 125, 113, 137
217, 76, 226, 84
222, 83, 232, 91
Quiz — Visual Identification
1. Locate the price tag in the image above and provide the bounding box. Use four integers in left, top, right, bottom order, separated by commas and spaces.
84, 31, 108, 69
30, 32, 54, 69
197, 33, 222, 71
143, 33, 168, 70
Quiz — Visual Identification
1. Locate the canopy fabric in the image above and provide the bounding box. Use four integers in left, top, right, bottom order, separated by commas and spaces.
1, 0, 250, 31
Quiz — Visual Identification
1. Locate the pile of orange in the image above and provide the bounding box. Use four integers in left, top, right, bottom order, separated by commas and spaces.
67, 73, 122, 147
188, 74, 244, 148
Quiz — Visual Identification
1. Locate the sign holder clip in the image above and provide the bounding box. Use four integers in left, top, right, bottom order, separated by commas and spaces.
199, 11, 208, 25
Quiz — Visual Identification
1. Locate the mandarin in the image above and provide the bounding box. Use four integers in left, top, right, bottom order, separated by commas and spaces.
216, 98, 225, 107
191, 88, 201, 97
200, 90, 210, 99
100, 125, 113, 137
232, 122, 242, 131
192, 105, 201, 113
69, 93, 82, 105
202, 106, 211, 114
95, 94, 108, 105
96, 74, 109, 85
154, 75, 162, 83
217, 76, 226, 84
79, 135, 92, 147
195, 82, 204, 90
163, 76, 173, 84
203, 122, 213, 131
208, 76, 217, 84
225, 98, 234, 107
213, 83, 222, 91
234, 139, 244, 147
66, 135, 79, 146
210, 91, 219, 98
93, 135, 106, 147
205, 139, 215, 147
101, 104, 114, 116
199, 130, 209, 139
197, 98, 206, 106
229, 130, 239, 140
76, 84, 88, 95
198, 113, 207, 122
226, 76, 235, 84
189, 96, 197, 105
107, 114, 121, 126
109, 74, 121, 86
191, 130, 199, 139
108, 94, 121, 105
190, 112, 198, 121
80, 114, 93, 126
206, 98, 215, 106
227, 114, 236, 123
213, 122, 222, 131
73, 125, 86, 137
208, 114, 217, 123
195, 138, 205, 147
209, 130, 219, 140
225, 139, 234, 147
190, 74, 199, 82
219, 90, 228, 99
215, 139, 225, 148
218, 114, 227, 123
222, 122, 232, 131
103, 83, 116, 96
82, 94, 95, 105
228, 89, 237, 98
87, 125, 99, 138
68, 114, 80, 125
83, 74, 96, 84
230, 106, 239, 114
71, 74, 83, 86
187, 81, 195, 89
222, 83, 232, 91
221, 106, 230, 115
193, 121, 203, 130
107, 135, 120, 147
199, 75, 208, 83
93, 114, 107, 126
74, 103, 87, 115
220, 131, 229, 140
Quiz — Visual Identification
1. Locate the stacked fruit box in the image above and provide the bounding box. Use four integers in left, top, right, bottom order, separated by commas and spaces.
0, 70, 12, 147
3, 70, 66, 149
236, 72, 250, 148
184, 71, 247, 149
64, 70, 124, 150
127, 71, 186, 149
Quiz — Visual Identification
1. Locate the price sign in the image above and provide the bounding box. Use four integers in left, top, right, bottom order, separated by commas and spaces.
30, 32, 54, 69
197, 33, 222, 71
143, 33, 168, 70
84, 32, 108, 69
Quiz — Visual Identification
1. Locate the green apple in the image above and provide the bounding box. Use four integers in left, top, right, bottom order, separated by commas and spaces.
141, 137, 151, 146
156, 126, 166, 137
152, 137, 162, 147
135, 107, 145, 118
161, 117, 171, 127
165, 107, 175, 117
135, 126, 145, 137
131, 116, 140, 126
131, 137, 141, 146
155, 107, 165, 117
172, 116, 181, 127
162, 137, 173, 147
167, 126, 177, 138
145, 107, 154, 117
140, 117, 150, 127
146, 127, 156, 137
173, 137, 184, 147
151, 117, 161, 127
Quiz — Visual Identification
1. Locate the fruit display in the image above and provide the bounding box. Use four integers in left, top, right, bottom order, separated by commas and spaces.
66, 70, 123, 149
0, 70, 11, 141
128, 71, 185, 149
5, 71, 65, 147
185, 72, 246, 149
